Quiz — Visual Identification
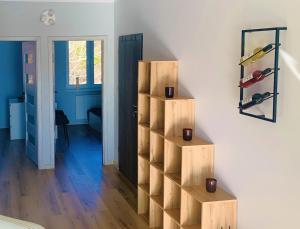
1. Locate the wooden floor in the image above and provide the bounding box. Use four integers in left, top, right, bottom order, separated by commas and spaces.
0, 126, 148, 229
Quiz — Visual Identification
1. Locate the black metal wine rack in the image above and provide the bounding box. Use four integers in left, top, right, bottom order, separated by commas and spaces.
239, 27, 287, 123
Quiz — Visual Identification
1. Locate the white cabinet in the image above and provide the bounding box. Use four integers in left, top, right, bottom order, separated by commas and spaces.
9, 99, 25, 140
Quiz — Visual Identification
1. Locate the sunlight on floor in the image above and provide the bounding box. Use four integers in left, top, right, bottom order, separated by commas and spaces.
280, 49, 300, 81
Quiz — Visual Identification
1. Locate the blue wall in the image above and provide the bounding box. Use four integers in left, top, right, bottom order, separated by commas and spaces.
55, 41, 101, 125
0, 42, 23, 129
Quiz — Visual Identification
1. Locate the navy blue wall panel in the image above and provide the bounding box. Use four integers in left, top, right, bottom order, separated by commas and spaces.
0, 41, 23, 128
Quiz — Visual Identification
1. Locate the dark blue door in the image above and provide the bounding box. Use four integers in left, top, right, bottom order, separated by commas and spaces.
118, 34, 143, 186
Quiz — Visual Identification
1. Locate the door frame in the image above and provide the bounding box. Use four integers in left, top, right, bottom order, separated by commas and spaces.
48, 35, 110, 166
0, 36, 42, 168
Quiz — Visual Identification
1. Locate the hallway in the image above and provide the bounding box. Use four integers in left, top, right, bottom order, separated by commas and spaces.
0, 127, 148, 229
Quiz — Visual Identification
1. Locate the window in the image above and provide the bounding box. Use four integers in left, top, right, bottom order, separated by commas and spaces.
68, 41, 87, 86
67, 40, 103, 88
93, 40, 102, 84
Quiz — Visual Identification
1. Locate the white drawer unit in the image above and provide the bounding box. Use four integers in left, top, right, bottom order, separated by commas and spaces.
9, 99, 26, 140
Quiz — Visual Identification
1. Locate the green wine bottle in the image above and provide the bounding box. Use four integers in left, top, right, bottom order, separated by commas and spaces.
239, 92, 271, 110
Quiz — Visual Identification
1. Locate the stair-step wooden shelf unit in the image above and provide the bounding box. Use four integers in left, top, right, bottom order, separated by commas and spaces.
137, 61, 237, 229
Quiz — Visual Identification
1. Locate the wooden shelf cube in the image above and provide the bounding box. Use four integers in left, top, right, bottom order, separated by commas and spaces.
165, 136, 214, 187
139, 183, 150, 195
151, 162, 164, 173
139, 153, 150, 162
150, 131, 164, 167
165, 209, 181, 226
150, 198, 164, 228
150, 97, 165, 134
164, 176, 181, 209
181, 189, 202, 227
164, 97, 195, 137
150, 165, 164, 208
138, 93, 150, 126
181, 186, 237, 229
164, 212, 181, 229
138, 188, 149, 220
165, 173, 181, 187
138, 156, 150, 186
151, 195, 164, 210
138, 61, 151, 94
138, 125, 150, 160
150, 96, 195, 137
164, 139, 181, 181
150, 61, 178, 97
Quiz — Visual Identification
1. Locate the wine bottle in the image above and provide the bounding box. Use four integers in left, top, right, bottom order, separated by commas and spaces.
240, 44, 274, 66
240, 68, 273, 88
239, 92, 272, 110
252, 44, 273, 61
240, 52, 255, 66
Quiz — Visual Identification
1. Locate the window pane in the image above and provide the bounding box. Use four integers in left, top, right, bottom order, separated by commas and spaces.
94, 40, 102, 84
68, 41, 87, 85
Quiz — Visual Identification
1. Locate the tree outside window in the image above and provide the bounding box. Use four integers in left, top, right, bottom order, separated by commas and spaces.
94, 40, 102, 84
68, 40, 102, 87
68, 41, 87, 85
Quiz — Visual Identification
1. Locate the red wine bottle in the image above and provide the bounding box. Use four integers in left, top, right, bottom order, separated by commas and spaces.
239, 92, 272, 110
240, 68, 273, 88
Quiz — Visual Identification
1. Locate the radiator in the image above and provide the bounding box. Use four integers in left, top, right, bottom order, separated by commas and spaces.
75, 94, 101, 120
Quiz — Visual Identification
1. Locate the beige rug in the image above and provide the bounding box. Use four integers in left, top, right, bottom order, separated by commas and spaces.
0, 215, 45, 229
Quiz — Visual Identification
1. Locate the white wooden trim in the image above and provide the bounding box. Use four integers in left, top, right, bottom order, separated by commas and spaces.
0, 36, 43, 169
48, 35, 110, 166
0, 37, 37, 41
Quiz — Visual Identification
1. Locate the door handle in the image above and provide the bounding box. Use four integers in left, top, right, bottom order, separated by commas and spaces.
132, 109, 137, 118
132, 105, 138, 118
132, 105, 138, 112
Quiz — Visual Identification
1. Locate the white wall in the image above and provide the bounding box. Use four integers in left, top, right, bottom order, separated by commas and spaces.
116, 0, 300, 228
0, 2, 116, 168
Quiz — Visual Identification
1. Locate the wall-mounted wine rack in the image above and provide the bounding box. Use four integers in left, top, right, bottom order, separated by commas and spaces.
239, 27, 287, 123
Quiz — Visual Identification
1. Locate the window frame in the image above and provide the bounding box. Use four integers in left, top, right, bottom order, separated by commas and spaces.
66, 40, 102, 91
92, 40, 103, 85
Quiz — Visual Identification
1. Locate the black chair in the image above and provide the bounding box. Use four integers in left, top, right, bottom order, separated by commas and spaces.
55, 110, 70, 145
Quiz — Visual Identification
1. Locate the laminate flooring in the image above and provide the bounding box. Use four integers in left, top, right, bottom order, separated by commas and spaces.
0, 126, 148, 229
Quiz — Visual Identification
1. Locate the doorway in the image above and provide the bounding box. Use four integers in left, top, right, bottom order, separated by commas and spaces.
50, 38, 105, 168
0, 38, 40, 167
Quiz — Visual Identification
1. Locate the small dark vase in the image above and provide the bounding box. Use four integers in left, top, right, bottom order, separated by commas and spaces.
206, 178, 217, 193
165, 87, 175, 98
183, 128, 193, 141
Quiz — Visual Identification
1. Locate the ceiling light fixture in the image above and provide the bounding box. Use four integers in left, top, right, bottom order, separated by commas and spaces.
40, 9, 56, 26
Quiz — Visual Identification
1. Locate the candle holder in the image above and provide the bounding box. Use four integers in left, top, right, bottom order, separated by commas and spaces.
183, 128, 193, 141
206, 178, 217, 193
165, 87, 175, 98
